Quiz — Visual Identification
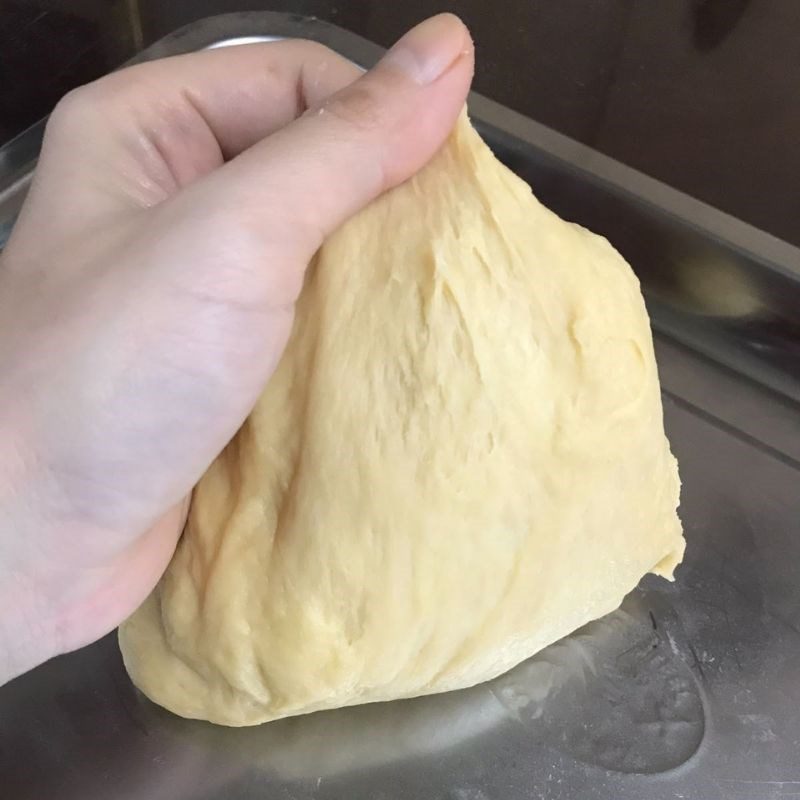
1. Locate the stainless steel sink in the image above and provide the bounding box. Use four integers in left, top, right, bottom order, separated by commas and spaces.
1, 12, 798, 800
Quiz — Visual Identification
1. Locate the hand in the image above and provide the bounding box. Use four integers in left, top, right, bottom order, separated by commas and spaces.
0, 14, 473, 682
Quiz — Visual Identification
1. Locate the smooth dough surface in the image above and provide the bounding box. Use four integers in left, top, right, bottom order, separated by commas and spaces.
119, 115, 683, 726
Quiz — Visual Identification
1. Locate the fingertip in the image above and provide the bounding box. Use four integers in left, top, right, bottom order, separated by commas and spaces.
380, 13, 474, 87
375, 18, 475, 189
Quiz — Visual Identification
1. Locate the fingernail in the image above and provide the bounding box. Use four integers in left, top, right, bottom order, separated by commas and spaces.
381, 14, 472, 86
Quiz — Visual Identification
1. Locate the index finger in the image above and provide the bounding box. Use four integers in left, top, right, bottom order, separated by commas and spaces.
97, 39, 363, 161
14, 39, 361, 243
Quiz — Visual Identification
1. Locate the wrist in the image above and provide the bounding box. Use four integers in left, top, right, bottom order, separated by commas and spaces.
0, 422, 62, 684
0, 567, 61, 684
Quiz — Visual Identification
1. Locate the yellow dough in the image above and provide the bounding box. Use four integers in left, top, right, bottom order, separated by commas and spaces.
119, 115, 683, 726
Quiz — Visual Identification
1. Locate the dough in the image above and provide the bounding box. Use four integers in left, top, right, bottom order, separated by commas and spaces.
119, 114, 683, 726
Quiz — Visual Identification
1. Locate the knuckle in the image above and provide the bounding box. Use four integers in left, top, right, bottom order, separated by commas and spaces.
320, 83, 385, 132
48, 87, 88, 127
46, 83, 105, 139
289, 38, 334, 61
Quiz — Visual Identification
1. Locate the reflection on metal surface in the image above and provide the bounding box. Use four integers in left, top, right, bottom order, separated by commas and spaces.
0, 13, 798, 800
135, 665, 506, 781
671, 252, 763, 318
126, 0, 145, 51
0, 125, 41, 247
206, 35, 282, 48
491, 596, 705, 775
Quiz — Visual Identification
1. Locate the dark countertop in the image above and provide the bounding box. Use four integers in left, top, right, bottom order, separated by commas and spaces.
1, 0, 798, 247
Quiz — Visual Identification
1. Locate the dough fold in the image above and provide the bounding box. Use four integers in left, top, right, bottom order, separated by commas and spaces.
119, 114, 683, 726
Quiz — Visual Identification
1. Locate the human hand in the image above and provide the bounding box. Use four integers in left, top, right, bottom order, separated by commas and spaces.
0, 14, 473, 682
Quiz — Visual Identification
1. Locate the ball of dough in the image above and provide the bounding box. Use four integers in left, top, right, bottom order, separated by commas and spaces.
119, 114, 683, 726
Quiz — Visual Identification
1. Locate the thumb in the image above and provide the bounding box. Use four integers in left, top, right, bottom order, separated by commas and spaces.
169, 13, 474, 304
